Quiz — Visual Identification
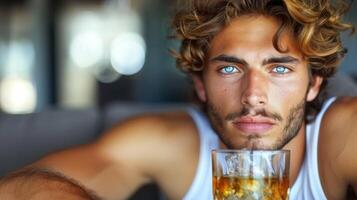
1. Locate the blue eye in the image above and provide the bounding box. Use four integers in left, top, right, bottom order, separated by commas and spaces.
219, 66, 240, 74
272, 65, 290, 74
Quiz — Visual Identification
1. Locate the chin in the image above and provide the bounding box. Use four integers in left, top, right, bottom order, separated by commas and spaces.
245, 140, 276, 150
225, 137, 279, 150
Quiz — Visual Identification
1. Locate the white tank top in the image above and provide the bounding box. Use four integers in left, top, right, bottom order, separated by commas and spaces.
183, 97, 336, 200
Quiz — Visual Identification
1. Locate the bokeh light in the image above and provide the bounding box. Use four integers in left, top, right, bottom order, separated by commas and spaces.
0, 40, 35, 76
0, 77, 37, 114
110, 32, 146, 75
70, 31, 104, 68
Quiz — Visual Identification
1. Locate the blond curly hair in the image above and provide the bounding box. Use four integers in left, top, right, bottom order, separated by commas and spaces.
171, 0, 354, 119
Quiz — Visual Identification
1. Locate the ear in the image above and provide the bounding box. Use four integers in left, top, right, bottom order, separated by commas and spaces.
192, 74, 207, 102
306, 75, 323, 102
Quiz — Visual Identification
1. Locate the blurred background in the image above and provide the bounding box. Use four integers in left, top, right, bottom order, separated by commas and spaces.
0, 0, 356, 114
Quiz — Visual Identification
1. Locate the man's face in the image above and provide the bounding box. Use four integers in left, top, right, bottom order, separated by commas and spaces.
194, 15, 321, 150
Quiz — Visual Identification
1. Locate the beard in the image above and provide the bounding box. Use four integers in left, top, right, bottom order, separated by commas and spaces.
206, 98, 306, 150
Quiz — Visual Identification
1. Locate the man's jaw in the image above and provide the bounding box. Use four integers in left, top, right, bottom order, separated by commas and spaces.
244, 137, 266, 150
227, 135, 273, 150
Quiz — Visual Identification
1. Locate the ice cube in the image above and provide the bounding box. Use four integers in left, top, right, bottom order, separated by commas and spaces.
225, 153, 251, 176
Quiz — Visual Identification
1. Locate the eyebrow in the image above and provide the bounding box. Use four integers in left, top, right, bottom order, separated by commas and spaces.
262, 56, 300, 65
210, 54, 248, 66
210, 54, 300, 66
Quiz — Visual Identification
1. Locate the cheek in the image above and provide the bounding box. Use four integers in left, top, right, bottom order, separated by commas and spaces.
270, 78, 309, 114
282, 80, 308, 97
206, 80, 240, 105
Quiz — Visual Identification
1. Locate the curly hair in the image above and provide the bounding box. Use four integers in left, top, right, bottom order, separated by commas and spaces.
171, 0, 354, 120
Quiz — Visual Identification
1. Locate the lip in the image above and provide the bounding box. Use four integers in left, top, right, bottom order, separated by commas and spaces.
232, 116, 275, 135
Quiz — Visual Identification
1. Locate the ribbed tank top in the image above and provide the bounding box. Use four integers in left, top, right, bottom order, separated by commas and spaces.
183, 97, 336, 200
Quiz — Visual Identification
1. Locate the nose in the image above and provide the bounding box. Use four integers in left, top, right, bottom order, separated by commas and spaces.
241, 69, 268, 107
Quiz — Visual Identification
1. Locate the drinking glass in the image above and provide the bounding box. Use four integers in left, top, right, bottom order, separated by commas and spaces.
212, 149, 290, 200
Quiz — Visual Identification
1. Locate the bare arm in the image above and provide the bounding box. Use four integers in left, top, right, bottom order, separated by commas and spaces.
0, 168, 102, 200
337, 98, 357, 197
0, 115, 172, 200
320, 97, 357, 198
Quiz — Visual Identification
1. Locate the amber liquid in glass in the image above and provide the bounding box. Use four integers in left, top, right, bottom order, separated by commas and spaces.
213, 176, 289, 200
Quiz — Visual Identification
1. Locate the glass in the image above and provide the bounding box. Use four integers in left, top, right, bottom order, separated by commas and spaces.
212, 149, 290, 200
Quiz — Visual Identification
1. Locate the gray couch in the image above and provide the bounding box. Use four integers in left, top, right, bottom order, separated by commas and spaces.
0, 73, 356, 200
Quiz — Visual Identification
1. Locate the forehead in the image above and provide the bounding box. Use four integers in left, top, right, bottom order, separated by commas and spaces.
208, 15, 303, 60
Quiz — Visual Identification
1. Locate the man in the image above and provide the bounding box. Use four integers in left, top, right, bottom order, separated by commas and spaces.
0, 0, 356, 199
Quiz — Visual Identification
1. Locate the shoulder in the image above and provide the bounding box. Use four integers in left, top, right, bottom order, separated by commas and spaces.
320, 96, 357, 152
94, 111, 201, 198
319, 97, 357, 188
323, 96, 357, 125
95, 110, 200, 178
98, 111, 199, 152
320, 97, 357, 143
